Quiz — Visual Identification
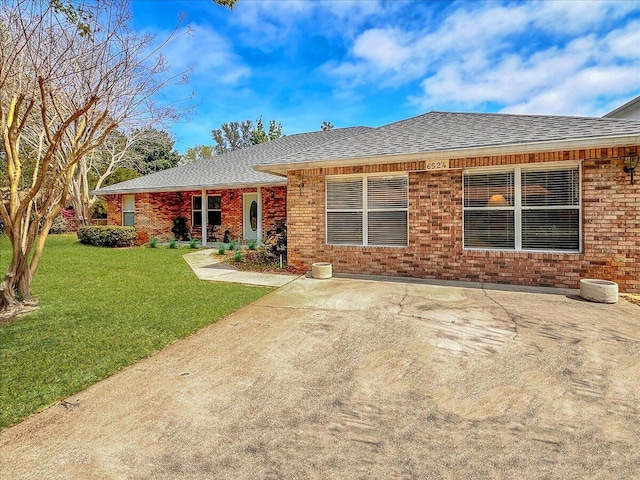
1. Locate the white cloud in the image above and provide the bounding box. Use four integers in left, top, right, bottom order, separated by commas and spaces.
322, 0, 640, 116
604, 20, 640, 59
351, 28, 414, 71
160, 24, 251, 85
227, 0, 386, 51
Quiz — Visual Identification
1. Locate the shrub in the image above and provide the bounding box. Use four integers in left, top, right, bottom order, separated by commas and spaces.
168, 237, 177, 249
233, 250, 243, 262
247, 239, 258, 250
49, 215, 69, 234
171, 216, 190, 241
217, 244, 226, 255
149, 237, 157, 248
189, 238, 197, 249
77, 226, 136, 247
91, 199, 108, 219
60, 207, 77, 231
229, 240, 238, 251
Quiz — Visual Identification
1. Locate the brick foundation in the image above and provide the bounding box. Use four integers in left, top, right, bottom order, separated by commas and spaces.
286, 146, 640, 293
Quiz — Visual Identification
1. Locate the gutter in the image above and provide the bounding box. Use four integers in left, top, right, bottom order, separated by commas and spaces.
91, 180, 287, 196
253, 134, 640, 176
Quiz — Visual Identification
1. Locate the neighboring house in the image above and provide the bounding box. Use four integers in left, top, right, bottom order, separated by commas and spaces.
604, 95, 640, 120
93, 127, 371, 245
97, 111, 640, 293
253, 111, 640, 293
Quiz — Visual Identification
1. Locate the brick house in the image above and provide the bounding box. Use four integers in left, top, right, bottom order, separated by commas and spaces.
98, 111, 640, 293
253, 112, 640, 293
94, 127, 370, 245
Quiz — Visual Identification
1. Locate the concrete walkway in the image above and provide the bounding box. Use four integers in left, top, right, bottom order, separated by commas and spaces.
182, 249, 300, 287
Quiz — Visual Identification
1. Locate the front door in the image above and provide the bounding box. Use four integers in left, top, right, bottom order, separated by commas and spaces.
243, 193, 259, 241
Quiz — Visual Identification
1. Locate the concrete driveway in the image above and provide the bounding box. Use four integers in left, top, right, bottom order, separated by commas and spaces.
2, 276, 640, 479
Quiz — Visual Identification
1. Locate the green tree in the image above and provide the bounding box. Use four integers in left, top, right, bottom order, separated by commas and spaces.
130, 128, 181, 175
250, 116, 283, 144
211, 120, 253, 154
321, 121, 334, 131
211, 117, 283, 154
102, 167, 139, 187
181, 144, 215, 164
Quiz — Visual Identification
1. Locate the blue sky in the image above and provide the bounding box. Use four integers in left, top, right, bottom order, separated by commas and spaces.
129, 0, 640, 153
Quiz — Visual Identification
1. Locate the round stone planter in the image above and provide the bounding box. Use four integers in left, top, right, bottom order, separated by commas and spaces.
312, 262, 332, 279
580, 279, 618, 304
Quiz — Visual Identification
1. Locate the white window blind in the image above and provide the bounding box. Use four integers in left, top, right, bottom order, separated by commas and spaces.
326, 178, 363, 245
122, 195, 135, 227
463, 164, 580, 252
463, 172, 515, 249
326, 175, 408, 247
521, 169, 580, 250
367, 176, 408, 246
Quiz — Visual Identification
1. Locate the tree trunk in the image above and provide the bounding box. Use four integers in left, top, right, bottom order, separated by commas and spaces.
0, 276, 21, 315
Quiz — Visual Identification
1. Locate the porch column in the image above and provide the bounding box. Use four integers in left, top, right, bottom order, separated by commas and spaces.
201, 189, 207, 247
257, 186, 263, 245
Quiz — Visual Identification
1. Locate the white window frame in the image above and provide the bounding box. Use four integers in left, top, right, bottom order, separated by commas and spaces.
463, 161, 582, 253
325, 173, 409, 247
193, 195, 222, 227
122, 194, 135, 226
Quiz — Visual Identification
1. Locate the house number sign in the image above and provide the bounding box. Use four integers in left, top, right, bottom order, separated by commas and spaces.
424, 159, 449, 170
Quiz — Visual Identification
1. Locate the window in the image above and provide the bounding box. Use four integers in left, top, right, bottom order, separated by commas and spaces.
326, 174, 408, 247
122, 195, 135, 226
193, 195, 221, 227
463, 164, 580, 252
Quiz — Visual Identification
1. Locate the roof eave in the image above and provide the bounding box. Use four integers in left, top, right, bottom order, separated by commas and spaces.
253, 134, 640, 175
604, 96, 640, 118
91, 179, 287, 196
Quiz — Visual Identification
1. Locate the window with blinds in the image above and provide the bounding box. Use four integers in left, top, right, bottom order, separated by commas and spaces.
463, 164, 580, 252
326, 175, 408, 247
122, 195, 135, 227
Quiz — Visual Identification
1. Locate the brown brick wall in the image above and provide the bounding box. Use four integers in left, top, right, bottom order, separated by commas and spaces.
262, 186, 287, 234
287, 146, 640, 293
106, 186, 287, 244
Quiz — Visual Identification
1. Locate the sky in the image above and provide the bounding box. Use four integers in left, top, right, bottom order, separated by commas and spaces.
129, 0, 640, 153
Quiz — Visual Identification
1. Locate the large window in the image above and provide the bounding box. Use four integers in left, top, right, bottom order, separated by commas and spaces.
326, 174, 408, 247
122, 195, 135, 226
193, 195, 221, 227
463, 164, 580, 252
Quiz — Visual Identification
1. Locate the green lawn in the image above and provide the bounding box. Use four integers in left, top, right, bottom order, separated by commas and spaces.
0, 234, 270, 429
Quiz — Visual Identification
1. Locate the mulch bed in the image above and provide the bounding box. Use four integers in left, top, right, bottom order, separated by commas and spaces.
214, 250, 306, 275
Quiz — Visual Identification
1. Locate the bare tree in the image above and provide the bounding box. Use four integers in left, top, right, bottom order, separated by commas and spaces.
0, 0, 183, 313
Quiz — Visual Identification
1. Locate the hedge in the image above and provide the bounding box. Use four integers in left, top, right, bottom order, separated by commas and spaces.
77, 226, 137, 247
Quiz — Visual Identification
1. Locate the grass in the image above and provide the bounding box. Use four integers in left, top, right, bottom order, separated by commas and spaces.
0, 234, 270, 429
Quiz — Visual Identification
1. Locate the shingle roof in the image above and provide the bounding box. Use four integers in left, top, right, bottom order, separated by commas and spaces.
254, 111, 640, 172
93, 126, 372, 194
96, 111, 640, 194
